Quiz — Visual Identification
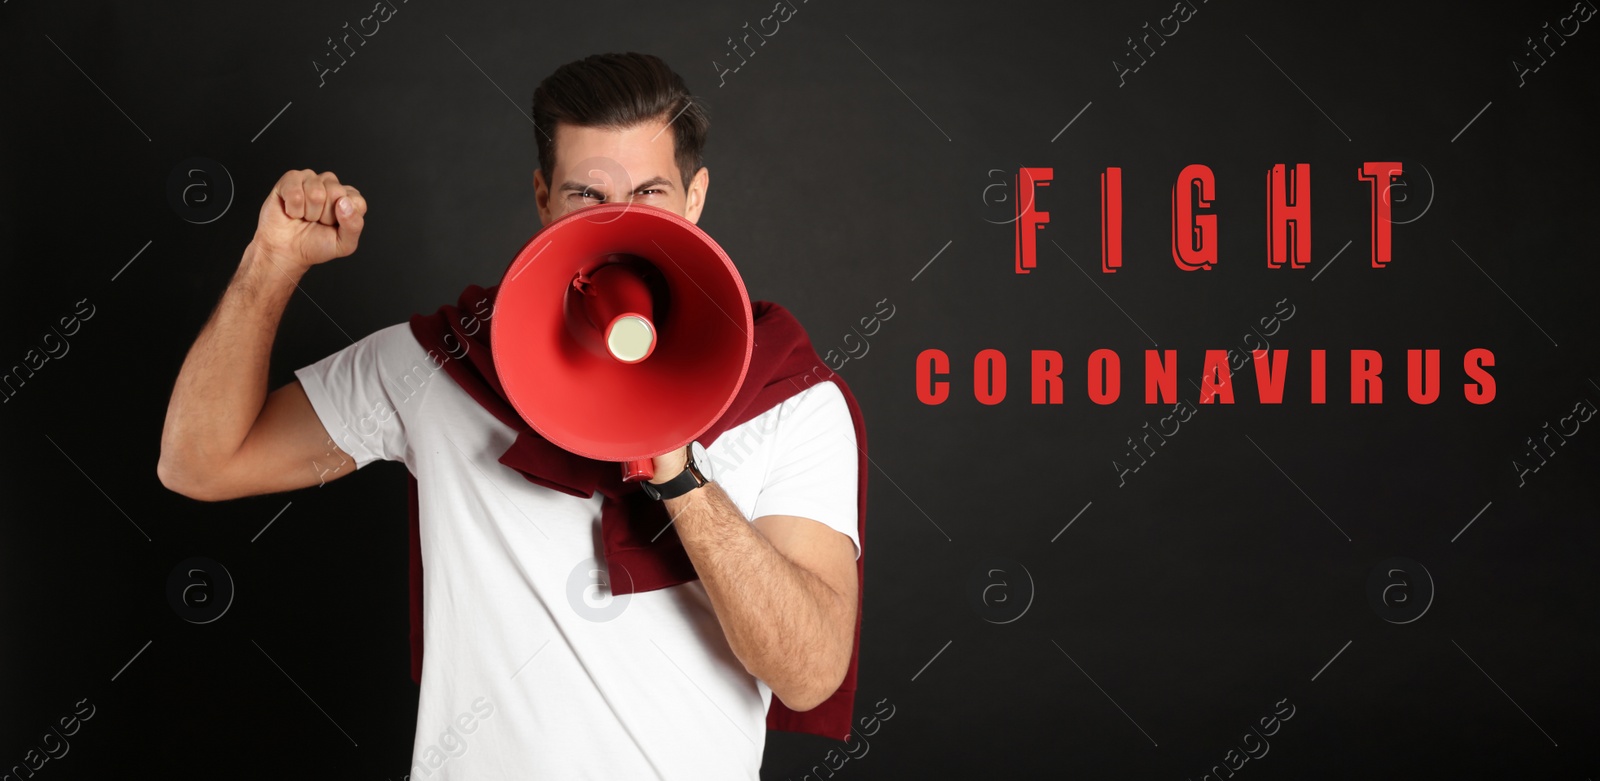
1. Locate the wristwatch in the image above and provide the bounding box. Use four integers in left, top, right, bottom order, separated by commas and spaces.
641, 440, 714, 500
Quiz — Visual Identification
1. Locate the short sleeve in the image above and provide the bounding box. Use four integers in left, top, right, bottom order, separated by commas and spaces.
293, 323, 419, 468
750, 381, 861, 560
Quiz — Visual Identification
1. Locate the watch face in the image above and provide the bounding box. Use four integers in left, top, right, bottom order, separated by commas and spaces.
690, 440, 713, 482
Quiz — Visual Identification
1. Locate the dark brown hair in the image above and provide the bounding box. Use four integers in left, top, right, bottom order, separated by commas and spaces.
532, 52, 709, 190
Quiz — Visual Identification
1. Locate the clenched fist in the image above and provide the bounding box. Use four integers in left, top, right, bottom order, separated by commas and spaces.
252, 169, 367, 272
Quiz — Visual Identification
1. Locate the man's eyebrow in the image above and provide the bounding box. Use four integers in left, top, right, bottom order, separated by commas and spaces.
632, 176, 674, 191
558, 176, 676, 193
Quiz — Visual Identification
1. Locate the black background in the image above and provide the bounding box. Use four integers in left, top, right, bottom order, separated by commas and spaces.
3, 0, 1598, 778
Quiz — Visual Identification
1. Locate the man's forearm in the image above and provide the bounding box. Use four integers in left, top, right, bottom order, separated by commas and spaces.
665, 483, 852, 711
157, 242, 303, 488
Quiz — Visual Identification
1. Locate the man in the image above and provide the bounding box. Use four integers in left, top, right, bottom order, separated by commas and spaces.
157, 52, 865, 778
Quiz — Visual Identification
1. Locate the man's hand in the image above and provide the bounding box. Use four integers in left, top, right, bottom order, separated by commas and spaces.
649, 445, 689, 484
252, 169, 367, 273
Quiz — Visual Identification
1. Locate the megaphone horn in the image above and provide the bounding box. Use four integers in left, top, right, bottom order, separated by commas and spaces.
491, 203, 755, 484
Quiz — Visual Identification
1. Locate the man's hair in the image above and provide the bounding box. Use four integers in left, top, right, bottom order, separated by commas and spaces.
532, 52, 709, 191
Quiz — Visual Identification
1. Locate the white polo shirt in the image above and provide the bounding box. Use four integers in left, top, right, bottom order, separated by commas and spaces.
294, 322, 859, 780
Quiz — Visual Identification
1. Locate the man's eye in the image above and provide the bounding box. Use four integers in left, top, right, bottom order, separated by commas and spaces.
576, 190, 604, 202
637, 188, 663, 197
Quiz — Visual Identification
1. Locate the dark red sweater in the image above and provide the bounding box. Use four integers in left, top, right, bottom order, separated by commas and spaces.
406, 282, 867, 740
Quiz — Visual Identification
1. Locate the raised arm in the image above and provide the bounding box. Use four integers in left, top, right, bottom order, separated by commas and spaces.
158, 170, 368, 502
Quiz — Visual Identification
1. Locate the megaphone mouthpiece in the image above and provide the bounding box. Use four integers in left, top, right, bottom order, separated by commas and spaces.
605, 314, 655, 363
573, 256, 661, 364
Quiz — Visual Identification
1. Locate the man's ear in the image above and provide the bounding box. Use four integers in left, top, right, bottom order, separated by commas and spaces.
533, 168, 552, 226
685, 166, 709, 225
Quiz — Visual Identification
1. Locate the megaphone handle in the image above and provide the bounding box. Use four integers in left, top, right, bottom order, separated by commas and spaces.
620, 458, 655, 483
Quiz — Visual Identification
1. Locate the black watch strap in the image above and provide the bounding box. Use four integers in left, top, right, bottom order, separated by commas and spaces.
641, 458, 708, 501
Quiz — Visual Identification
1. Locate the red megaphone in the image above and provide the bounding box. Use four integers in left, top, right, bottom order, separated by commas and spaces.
490, 203, 754, 482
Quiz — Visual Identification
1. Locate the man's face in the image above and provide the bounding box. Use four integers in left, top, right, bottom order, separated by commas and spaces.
533, 117, 709, 227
